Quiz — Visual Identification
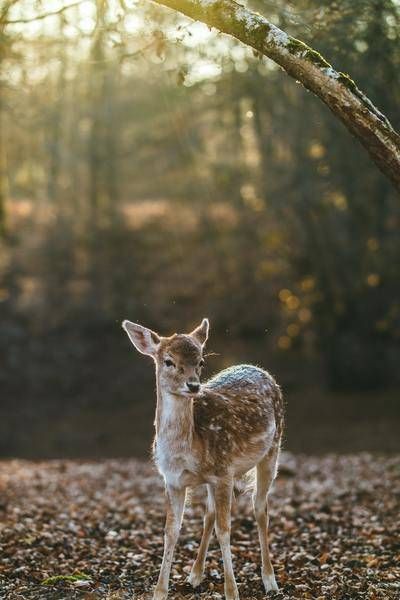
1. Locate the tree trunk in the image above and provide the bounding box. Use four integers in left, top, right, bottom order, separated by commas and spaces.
47, 17, 67, 205
150, 0, 400, 191
0, 89, 6, 237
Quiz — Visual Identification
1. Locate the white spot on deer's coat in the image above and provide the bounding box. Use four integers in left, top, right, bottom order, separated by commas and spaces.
209, 420, 222, 432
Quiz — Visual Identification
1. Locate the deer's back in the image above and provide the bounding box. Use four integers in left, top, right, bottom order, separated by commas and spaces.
193, 365, 283, 477
205, 364, 277, 396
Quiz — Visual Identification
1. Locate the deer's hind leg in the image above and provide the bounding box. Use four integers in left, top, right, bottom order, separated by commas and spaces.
253, 446, 280, 593
211, 478, 239, 600
188, 484, 215, 587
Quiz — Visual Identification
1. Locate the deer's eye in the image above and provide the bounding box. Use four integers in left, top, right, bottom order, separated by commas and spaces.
199, 359, 205, 368
164, 359, 175, 367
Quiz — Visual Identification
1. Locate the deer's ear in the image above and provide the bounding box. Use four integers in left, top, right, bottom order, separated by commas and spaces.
122, 320, 160, 357
190, 318, 209, 346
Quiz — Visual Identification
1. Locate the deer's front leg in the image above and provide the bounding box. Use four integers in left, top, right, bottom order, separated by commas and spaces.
154, 485, 186, 600
211, 479, 239, 600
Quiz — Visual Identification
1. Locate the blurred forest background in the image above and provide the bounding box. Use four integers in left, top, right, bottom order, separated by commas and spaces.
0, 0, 399, 458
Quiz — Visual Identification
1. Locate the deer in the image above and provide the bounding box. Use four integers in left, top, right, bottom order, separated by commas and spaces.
122, 318, 284, 600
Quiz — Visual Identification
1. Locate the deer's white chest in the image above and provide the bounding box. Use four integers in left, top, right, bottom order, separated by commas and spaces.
154, 436, 199, 488
154, 391, 201, 487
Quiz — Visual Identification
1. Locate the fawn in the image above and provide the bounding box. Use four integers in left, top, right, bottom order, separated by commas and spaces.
122, 318, 283, 600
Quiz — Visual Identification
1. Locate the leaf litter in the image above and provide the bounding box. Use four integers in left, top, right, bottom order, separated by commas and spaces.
0, 453, 399, 599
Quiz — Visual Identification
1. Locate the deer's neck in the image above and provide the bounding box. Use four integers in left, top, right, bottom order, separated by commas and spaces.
155, 372, 194, 447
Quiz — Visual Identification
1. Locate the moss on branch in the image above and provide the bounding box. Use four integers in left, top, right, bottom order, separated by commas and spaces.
285, 38, 332, 69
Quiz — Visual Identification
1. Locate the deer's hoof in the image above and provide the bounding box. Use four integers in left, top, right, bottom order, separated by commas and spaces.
263, 573, 279, 592
153, 586, 168, 600
188, 568, 204, 588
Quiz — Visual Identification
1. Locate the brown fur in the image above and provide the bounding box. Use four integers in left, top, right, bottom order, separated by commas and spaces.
160, 334, 202, 365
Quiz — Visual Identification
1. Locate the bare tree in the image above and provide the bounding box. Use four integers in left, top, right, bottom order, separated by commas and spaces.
2, 1, 83, 25
0, 1, 22, 236
150, 0, 400, 190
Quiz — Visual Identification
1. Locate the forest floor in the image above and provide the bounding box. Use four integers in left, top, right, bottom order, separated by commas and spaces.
0, 454, 399, 600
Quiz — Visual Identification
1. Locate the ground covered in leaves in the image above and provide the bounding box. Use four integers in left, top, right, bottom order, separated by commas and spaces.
0, 454, 399, 600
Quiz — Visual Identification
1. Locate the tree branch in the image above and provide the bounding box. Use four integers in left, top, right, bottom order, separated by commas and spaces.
3, 1, 83, 25
149, 0, 400, 190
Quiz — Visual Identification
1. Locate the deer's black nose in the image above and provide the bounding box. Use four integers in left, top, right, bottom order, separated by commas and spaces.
187, 382, 200, 393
